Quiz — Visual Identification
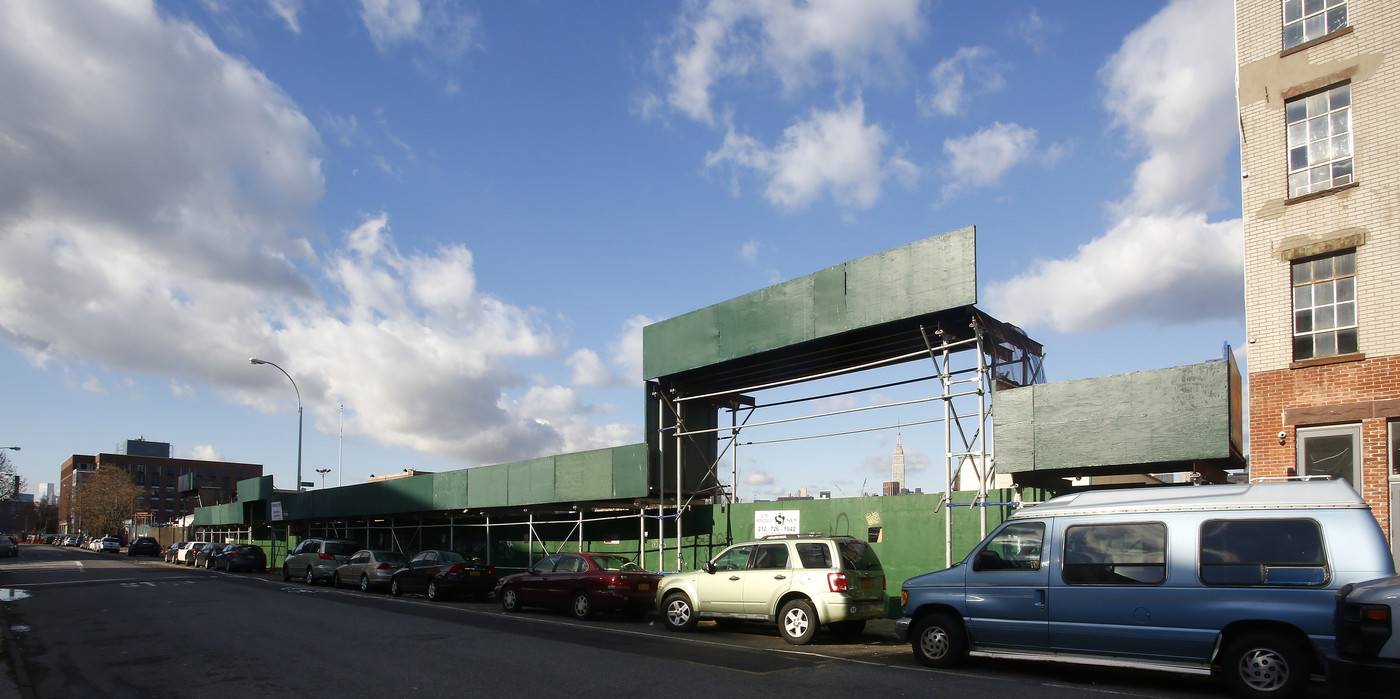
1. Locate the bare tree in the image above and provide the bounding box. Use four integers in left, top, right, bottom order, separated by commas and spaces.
0, 450, 20, 500
72, 466, 142, 537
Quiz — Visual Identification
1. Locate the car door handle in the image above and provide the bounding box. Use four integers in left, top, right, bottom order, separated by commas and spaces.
729, 575, 741, 581
773, 574, 786, 580
1035, 589, 1046, 608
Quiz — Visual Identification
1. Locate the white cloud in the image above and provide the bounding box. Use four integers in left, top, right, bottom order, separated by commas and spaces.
659, 0, 924, 124
358, 0, 479, 63
744, 470, 774, 486
0, 1, 633, 467
940, 122, 1060, 200
706, 97, 915, 210
740, 240, 760, 264
567, 348, 611, 387
267, 0, 303, 33
182, 444, 225, 462
985, 0, 1242, 332
919, 46, 1006, 117
1012, 8, 1056, 54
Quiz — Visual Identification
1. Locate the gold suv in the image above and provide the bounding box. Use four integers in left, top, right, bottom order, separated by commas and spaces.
656, 534, 887, 645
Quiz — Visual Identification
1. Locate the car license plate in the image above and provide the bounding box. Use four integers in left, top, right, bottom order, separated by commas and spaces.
637, 583, 650, 590
469, 571, 481, 576
861, 579, 872, 588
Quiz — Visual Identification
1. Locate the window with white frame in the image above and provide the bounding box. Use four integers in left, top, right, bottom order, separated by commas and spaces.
1287, 83, 1352, 198
1292, 249, 1356, 360
1390, 421, 1399, 480
1284, 0, 1348, 49
1297, 424, 1361, 492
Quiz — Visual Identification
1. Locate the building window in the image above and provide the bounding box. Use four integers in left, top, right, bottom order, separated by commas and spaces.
1292, 249, 1356, 360
1284, 0, 1348, 49
1390, 421, 1399, 480
1287, 83, 1352, 198
1297, 424, 1361, 492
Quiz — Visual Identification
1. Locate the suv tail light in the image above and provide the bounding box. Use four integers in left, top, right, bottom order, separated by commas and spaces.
317, 553, 336, 560
827, 572, 849, 592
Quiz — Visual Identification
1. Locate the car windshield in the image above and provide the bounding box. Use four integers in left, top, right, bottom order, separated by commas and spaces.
836, 540, 882, 572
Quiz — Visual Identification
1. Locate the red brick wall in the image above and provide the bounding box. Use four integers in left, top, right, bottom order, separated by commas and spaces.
1249, 355, 1400, 536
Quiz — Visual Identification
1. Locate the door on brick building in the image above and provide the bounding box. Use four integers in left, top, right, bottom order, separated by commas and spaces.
1296, 424, 1361, 493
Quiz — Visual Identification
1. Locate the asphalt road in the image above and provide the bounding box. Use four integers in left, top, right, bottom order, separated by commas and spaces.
0, 545, 1328, 698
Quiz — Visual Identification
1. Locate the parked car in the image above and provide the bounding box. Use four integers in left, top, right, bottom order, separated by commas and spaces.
177, 541, 211, 565
212, 544, 267, 573
1329, 574, 1400, 698
194, 543, 228, 569
127, 537, 162, 557
389, 550, 497, 601
0, 537, 13, 558
164, 541, 187, 563
657, 533, 887, 645
896, 480, 1396, 699
98, 536, 121, 553
282, 538, 360, 585
333, 550, 408, 592
496, 552, 660, 620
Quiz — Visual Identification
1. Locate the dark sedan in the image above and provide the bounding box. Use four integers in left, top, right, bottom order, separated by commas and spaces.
212, 543, 267, 573
494, 552, 660, 620
127, 537, 163, 557
389, 550, 497, 601
194, 543, 228, 569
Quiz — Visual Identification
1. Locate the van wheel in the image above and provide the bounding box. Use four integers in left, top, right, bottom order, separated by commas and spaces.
661, 592, 698, 632
1221, 632, 1307, 699
912, 613, 968, 668
778, 599, 818, 645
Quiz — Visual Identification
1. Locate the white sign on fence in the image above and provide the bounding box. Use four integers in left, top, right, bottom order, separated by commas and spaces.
754, 510, 800, 538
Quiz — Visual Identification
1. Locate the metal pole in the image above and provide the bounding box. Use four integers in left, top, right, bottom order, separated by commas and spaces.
675, 428, 683, 572
250, 358, 303, 492
338, 404, 344, 487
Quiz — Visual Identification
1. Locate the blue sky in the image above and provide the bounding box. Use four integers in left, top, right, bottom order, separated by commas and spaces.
0, 0, 1244, 501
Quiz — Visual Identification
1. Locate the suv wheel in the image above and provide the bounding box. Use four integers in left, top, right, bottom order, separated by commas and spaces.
778, 599, 818, 645
571, 592, 592, 621
912, 613, 967, 668
305, 567, 315, 585
661, 592, 698, 632
1221, 632, 1307, 699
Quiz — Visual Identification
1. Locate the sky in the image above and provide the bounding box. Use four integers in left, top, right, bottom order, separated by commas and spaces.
0, 0, 1245, 502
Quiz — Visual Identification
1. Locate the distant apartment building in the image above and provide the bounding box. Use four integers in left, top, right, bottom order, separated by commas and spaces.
1236, 0, 1399, 548
58, 438, 262, 533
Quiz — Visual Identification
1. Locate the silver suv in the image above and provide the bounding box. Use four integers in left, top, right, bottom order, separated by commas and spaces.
656, 534, 887, 645
282, 538, 359, 585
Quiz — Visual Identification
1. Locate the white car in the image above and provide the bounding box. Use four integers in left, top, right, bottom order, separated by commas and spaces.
98, 536, 121, 553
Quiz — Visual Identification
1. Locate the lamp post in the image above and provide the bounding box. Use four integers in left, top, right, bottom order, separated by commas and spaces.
250, 358, 303, 492
315, 468, 331, 489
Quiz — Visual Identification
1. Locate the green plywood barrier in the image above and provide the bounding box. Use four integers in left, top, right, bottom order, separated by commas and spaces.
642, 227, 978, 379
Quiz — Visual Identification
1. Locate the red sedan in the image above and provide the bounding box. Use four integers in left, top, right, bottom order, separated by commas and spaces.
494, 552, 660, 620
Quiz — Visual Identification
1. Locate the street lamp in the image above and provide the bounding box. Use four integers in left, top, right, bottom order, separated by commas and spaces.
315, 468, 331, 488
250, 358, 303, 492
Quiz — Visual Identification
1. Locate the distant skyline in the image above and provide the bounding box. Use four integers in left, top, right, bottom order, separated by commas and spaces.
0, 0, 1244, 501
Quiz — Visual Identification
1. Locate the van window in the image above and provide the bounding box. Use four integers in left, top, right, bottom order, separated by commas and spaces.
1200, 519, 1328, 586
973, 522, 1044, 571
1062, 523, 1166, 585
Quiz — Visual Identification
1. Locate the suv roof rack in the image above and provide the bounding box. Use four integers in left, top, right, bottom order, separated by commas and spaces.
759, 532, 849, 540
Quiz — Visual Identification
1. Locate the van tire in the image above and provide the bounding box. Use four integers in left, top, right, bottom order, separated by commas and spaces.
912, 613, 968, 668
1220, 632, 1307, 699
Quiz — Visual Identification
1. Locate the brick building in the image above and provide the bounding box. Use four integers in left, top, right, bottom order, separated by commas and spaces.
1236, 0, 1399, 551
58, 439, 262, 534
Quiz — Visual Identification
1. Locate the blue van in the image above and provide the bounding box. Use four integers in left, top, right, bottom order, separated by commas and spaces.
896, 480, 1395, 698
